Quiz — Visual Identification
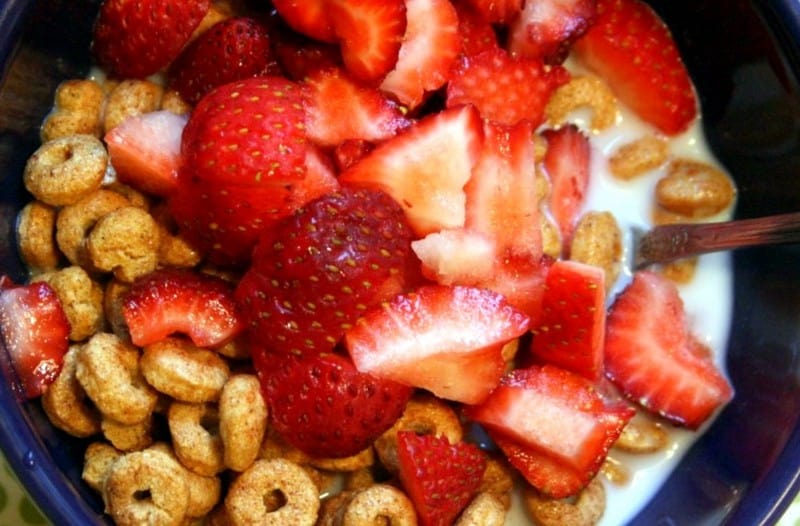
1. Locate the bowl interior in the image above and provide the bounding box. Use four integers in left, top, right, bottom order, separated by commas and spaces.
2, 0, 800, 524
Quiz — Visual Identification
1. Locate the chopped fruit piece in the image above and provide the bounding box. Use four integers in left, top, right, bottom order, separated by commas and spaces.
333, 139, 375, 171
271, 0, 337, 42
604, 271, 734, 429
572, 0, 698, 135
460, 0, 522, 24
105, 110, 187, 197
379, 0, 461, 108
168, 17, 278, 105
396, 431, 487, 526
122, 269, 243, 348
483, 255, 551, 323
447, 48, 570, 127
411, 228, 496, 286
236, 187, 420, 357
258, 351, 413, 458
508, 0, 597, 64
453, 0, 500, 58
329, 0, 407, 83
345, 285, 531, 404
541, 124, 591, 242
91, 0, 210, 79
304, 68, 412, 147
465, 364, 634, 498
529, 260, 605, 380
273, 34, 343, 81
0, 280, 70, 399
340, 105, 483, 236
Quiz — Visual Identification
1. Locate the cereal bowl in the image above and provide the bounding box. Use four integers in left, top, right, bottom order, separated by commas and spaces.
2, 0, 800, 524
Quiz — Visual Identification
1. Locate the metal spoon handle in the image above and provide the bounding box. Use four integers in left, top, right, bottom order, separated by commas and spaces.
635, 211, 800, 268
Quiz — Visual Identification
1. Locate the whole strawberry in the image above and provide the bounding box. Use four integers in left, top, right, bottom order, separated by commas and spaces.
236, 186, 421, 357
169, 17, 280, 105
258, 351, 413, 458
92, 0, 210, 79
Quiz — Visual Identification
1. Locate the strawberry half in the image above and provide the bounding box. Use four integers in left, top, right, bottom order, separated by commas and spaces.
122, 268, 244, 348
604, 271, 734, 429
453, 0, 500, 58
340, 104, 483, 236
168, 17, 279, 105
345, 284, 531, 404
272, 0, 337, 43
508, 0, 597, 64
529, 259, 605, 380
0, 279, 70, 399
91, 0, 210, 79
460, 0, 522, 24
465, 364, 634, 498
105, 110, 187, 197
447, 47, 570, 127
572, 0, 698, 135
258, 351, 413, 458
235, 187, 420, 357
396, 431, 487, 526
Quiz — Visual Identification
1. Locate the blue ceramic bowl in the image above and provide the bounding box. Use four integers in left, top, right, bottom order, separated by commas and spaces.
3, 0, 800, 524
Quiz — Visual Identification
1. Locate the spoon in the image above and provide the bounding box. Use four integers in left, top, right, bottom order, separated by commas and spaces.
632, 211, 800, 269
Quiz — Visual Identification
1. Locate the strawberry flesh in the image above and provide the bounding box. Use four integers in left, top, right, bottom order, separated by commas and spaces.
508, 0, 597, 64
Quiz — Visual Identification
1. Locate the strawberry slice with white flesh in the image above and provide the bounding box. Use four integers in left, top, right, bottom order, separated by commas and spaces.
465, 364, 635, 498
345, 284, 531, 404
604, 271, 734, 429
339, 104, 483, 236
0, 279, 70, 399
508, 0, 597, 64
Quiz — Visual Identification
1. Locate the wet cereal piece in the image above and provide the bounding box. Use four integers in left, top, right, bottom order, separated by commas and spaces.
141, 338, 231, 403
659, 257, 699, 284
16, 200, 61, 273
103, 79, 164, 133
41, 344, 102, 437
600, 455, 630, 486
545, 75, 618, 131
479, 455, 516, 510
455, 492, 506, 526
82, 441, 123, 493
41, 79, 106, 141
524, 477, 606, 526
23, 134, 108, 207
613, 414, 669, 454
540, 212, 563, 260
87, 206, 160, 282
569, 211, 623, 289
608, 135, 669, 180
655, 159, 736, 218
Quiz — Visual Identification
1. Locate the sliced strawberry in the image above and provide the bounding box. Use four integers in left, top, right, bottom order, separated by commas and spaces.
508, 0, 597, 64
572, 0, 698, 135
453, 0, 500, 58
273, 33, 344, 81
446, 47, 569, 127
333, 139, 375, 171
91, 0, 210, 79
236, 187, 420, 357
0, 280, 70, 399
460, 0, 522, 24
379, 0, 461, 109
329, 0, 407, 83
345, 285, 531, 404
411, 228, 496, 286
168, 17, 279, 105
104, 110, 187, 197
529, 260, 605, 380
122, 268, 243, 348
271, 0, 337, 43
465, 364, 634, 498
604, 271, 734, 429
304, 68, 412, 147
258, 351, 412, 458
541, 124, 591, 243
340, 105, 483, 236
396, 431, 487, 526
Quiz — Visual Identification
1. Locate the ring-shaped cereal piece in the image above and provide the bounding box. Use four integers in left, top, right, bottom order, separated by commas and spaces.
103, 448, 189, 526
168, 401, 225, 477
41, 79, 106, 141
613, 414, 669, 454
101, 415, 154, 452
479, 455, 516, 510
148, 442, 222, 518
104, 279, 131, 341
55, 188, 131, 269
23, 134, 108, 207
141, 337, 230, 403
455, 493, 506, 526
16, 200, 61, 273
374, 394, 463, 474
608, 135, 669, 180
544, 75, 618, 132
103, 79, 164, 133
33, 265, 105, 341
219, 374, 268, 472
308, 446, 375, 473
340, 484, 417, 526
41, 344, 102, 438
655, 159, 736, 219
75, 332, 158, 425
82, 441, 122, 493
87, 206, 161, 282
224, 458, 320, 526
523, 477, 606, 526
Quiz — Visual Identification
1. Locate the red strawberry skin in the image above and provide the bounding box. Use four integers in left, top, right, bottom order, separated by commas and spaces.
272, 0, 337, 43
168, 17, 279, 105
508, 0, 597, 64
0, 280, 70, 399
396, 431, 487, 526
122, 268, 244, 348
572, 0, 698, 135
92, 0, 210, 79
604, 271, 734, 429
235, 187, 421, 357
258, 351, 413, 458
